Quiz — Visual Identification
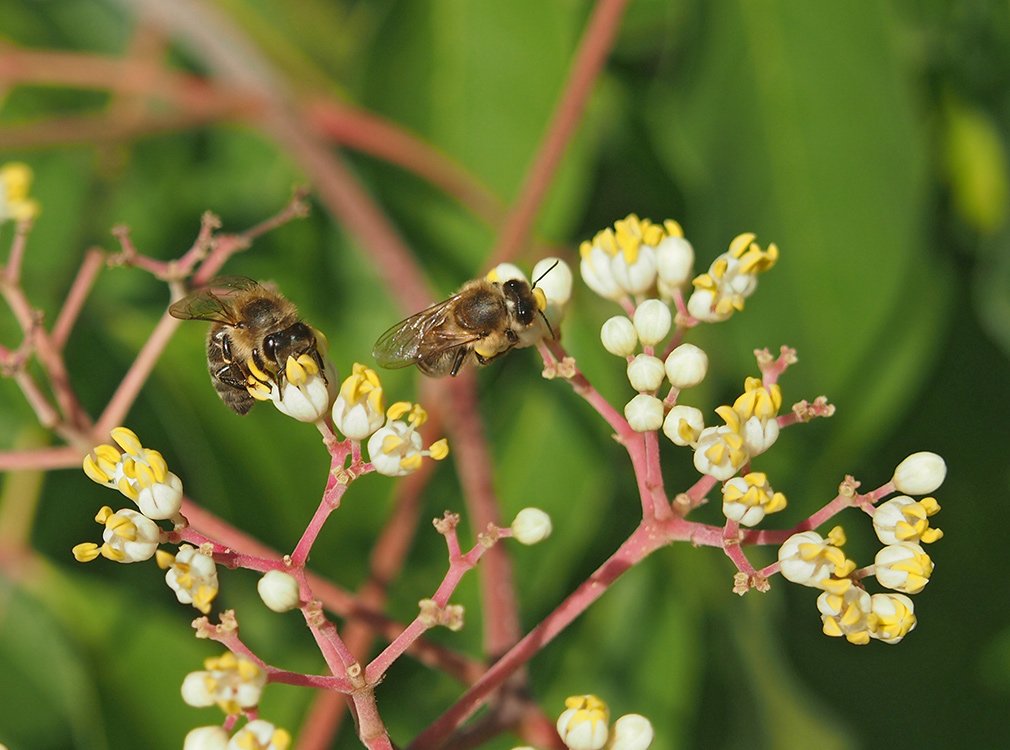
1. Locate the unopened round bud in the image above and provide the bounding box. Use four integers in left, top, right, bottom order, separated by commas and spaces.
610, 714, 655, 750
662, 405, 704, 446
627, 354, 666, 392
257, 570, 301, 613
664, 343, 708, 389
656, 235, 694, 288
632, 299, 672, 346
184, 726, 229, 750
487, 262, 526, 283
624, 394, 664, 432
892, 452, 946, 495
511, 508, 552, 545
532, 257, 573, 307
601, 316, 638, 357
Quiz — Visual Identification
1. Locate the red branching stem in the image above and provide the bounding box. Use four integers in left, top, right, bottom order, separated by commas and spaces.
52, 248, 104, 351
290, 459, 365, 567
267, 671, 351, 691
409, 521, 667, 749
0, 445, 81, 472
485, 0, 631, 267
2, 219, 32, 284
94, 310, 181, 436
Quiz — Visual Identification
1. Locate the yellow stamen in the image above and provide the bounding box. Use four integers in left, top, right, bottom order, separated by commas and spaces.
664, 219, 684, 238
83, 455, 111, 484
286, 356, 307, 386
381, 434, 404, 454
143, 450, 169, 483
533, 286, 547, 311
728, 232, 757, 258
155, 550, 176, 569
387, 401, 412, 421
826, 526, 847, 547
399, 453, 423, 471
100, 543, 125, 562
106, 513, 137, 541
72, 542, 101, 562
428, 439, 449, 460
116, 477, 139, 502
245, 356, 271, 384
110, 427, 143, 456
94, 506, 114, 524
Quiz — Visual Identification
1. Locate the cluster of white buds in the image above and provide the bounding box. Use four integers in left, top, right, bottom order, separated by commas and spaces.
777, 452, 945, 645
580, 214, 694, 302
184, 720, 291, 750
157, 544, 220, 615
74, 427, 188, 565
0, 161, 40, 223
686, 232, 778, 322
514, 694, 652, 750
247, 345, 337, 423
487, 257, 574, 346
82, 426, 184, 520
181, 651, 267, 715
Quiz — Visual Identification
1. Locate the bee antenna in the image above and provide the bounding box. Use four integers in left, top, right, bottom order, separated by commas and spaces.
538, 308, 557, 340
531, 259, 561, 289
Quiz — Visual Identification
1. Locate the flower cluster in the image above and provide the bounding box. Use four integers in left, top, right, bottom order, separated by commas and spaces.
157, 544, 220, 615
181, 651, 267, 715
777, 453, 945, 644
184, 721, 291, 750
510, 694, 653, 750
0, 162, 40, 223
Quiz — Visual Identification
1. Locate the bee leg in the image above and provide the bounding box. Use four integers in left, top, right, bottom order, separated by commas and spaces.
450, 347, 468, 377
215, 364, 248, 391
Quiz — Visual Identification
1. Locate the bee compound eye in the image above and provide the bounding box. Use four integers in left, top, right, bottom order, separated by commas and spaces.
263, 333, 280, 363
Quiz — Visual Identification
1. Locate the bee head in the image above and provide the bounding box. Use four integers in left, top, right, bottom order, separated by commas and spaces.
503, 278, 537, 326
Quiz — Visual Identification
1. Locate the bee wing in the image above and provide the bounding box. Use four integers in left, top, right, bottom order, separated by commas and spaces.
168, 276, 259, 324
372, 295, 480, 369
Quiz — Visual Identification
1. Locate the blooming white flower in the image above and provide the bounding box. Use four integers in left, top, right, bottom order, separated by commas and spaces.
184, 726, 229, 750
0, 162, 40, 222
331, 363, 385, 440
692, 425, 747, 481
632, 299, 672, 347
557, 695, 609, 750
580, 215, 689, 301
872, 495, 943, 545
732, 377, 782, 456
257, 570, 301, 612
721, 472, 787, 527
663, 344, 708, 389
626, 354, 666, 393
609, 714, 654, 750
158, 544, 219, 614
581, 241, 625, 301
686, 232, 778, 322
82, 427, 184, 520
227, 720, 291, 750
624, 394, 664, 432
868, 593, 917, 644
874, 542, 933, 594
818, 584, 873, 645
511, 508, 553, 545
366, 402, 448, 477
72, 506, 162, 564
892, 452, 946, 495
662, 405, 704, 446
247, 353, 332, 422
181, 652, 266, 715
601, 316, 638, 357
777, 527, 854, 588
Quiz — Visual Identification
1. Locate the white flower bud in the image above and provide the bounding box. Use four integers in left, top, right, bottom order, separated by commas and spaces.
332, 364, 385, 440
872, 495, 942, 545
600, 316, 638, 357
662, 405, 704, 446
488, 262, 526, 282
271, 375, 331, 422
626, 354, 666, 393
257, 570, 301, 612
874, 542, 933, 594
136, 471, 184, 520
557, 696, 609, 750
624, 394, 664, 432
632, 299, 672, 346
664, 344, 708, 389
868, 592, 916, 644
163, 544, 219, 614
184, 726, 229, 750
511, 507, 552, 545
817, 585, 872, 645
610, 714, 654, 750
655, 235, 694, 289
892, 452, 946, 495
181, 672, 216, 707
533, 257, 573, 307
692, 426, 747, 481
777, 531, 843, 588
581, 246, 624, 301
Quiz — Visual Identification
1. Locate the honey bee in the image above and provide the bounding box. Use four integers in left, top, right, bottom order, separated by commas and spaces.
372, 263, 558, 377
169, 276, 325, 414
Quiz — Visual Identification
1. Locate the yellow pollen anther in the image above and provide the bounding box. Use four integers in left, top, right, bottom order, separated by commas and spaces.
247, 381, 271, 400
117, 476, 139, 502
821, 578, 853, 596
664, 219, 684, 238
94, 506, 114, 524
72, 542, 101, 562
155, 550, 175, 569
120, 457, 137, 479
245, 357, 271, 384
111, 427, 144, 456
400, 453, 423, 471
101, 543, 125, 562
133, 462, 157, 489
83, 455, 111, 484
296, 353, 318, 374
408, 404, 428, 427
237, 660, 262, 681
381, 434, 404, 454
533, 286, 547, 311
826, 526, 847, 547
106, 514, 137, 540
143, 450, 169, 483
193, 585, 217, 614
428, 439, 449, 460
728, 232, 757, 258
285, 356, 307, 386
387, 401, 412, 421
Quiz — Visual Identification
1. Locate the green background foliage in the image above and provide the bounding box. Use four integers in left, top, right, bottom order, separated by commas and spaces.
1, 1, 1008, 748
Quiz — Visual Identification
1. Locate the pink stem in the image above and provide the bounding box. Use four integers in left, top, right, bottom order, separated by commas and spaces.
52, 248, 104, 351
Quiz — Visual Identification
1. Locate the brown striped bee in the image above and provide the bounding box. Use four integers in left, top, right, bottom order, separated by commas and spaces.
372, 263, 558, 377
169, 277, 325, 414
